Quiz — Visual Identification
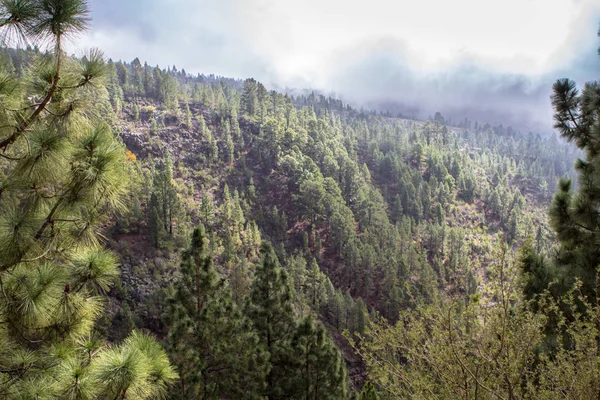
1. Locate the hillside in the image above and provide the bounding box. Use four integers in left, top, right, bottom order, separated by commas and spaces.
1, 17, 596, 396
83, 59, 580, 386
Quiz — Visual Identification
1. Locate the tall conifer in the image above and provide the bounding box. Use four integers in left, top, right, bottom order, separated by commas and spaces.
165, 227, 266, 399
0, 1, 176, 397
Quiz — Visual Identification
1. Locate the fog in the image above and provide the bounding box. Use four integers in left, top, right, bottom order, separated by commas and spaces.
81, 0, 600, 132
320, 36, 600, 131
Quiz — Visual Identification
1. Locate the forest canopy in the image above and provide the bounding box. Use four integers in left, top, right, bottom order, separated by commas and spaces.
0, 0, 598, 399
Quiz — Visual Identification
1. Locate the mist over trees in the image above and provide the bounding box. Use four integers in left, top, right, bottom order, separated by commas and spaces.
0, 0, 598, 399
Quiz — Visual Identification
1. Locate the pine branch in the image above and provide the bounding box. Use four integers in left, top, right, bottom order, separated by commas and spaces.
0, 152, 24, 160
0, 36, 62, 151
33, 196, 62, 240
20, 236, 56, 262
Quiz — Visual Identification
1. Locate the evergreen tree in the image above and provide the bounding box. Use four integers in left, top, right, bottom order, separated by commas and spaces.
116, 61, 128, 87
359, 382, 379, 400
290, 317, 348, 400
241, 78, 258, 117
247, 244, 347, 399
150, 153, 183, 237
197, 113, 208, 137
305, 258, 326, 310
199, 193, 215, 228
165, 227, 266, 399
184, 102, 192, 128
231, 107, 241, 139
205, 127, 218, 163
130, 57, 143, 94
150, 117, 159, 135
223, 130, 234, 163
521, 45, 600, 307
148, 192, 163, 249
0, 1, 176, 397
92, 331, 177, 399
246, 243, 297, 399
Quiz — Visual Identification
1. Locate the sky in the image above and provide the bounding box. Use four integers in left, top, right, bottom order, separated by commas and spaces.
77, 0, 600, 130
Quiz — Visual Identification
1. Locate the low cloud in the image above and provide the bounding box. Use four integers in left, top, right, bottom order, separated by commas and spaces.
317, 38, 592, 131
78, 0, 600, 132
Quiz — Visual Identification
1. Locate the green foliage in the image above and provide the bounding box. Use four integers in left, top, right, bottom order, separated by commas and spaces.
92, 331, 177, 400
0, 1, 176, 398
521, 56, 600, 312
247, 244, 348, 399
147, 153, 184, 248
290, 316, 348, 399
353, 246, 542, 399
352, 28, 600, 400
165, 227, 266, 399
246, 243, 297, 398
51, 20, 588, 399
359, 382, 379, 400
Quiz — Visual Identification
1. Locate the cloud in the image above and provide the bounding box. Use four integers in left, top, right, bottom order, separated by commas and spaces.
74, 0, 600, 131
78, 0, 273, 78
304, 0, 600, 131
315, 37, 591, 130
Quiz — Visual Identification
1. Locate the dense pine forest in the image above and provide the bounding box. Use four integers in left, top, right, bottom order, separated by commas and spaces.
0, 0, 599, 399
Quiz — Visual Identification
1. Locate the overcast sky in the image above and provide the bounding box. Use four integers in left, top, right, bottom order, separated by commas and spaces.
78, 0, 600, 130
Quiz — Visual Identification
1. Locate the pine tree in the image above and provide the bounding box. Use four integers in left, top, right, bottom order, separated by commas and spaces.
116, 61, 128, 87
132, 103, 140, 121
435, 203, 445, 226
246, 243, 297, 399
143, 61, 154, 96
230, 256, 251, 304
359, 382, 379, 400
521, 42, 600, 306
148, 192, 163, 249
184, 102, 192, 128
247, 244, 347, 399
290, 317, 348, 400
150, 153, 182, 237
248, 177, 257, 202
92, 331, 176, 399
224, 130, 234, 163
197, 113, 208, 137
231, 107, 241, 139
150, 117, 159, 135
205, 127, 218, 163
241, 78, 258, 117
131, 57, 143, 95
0, 1, 176, 397
305, 258, 326, 310
165, 227, 266, 399
199, 193, 215, 228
